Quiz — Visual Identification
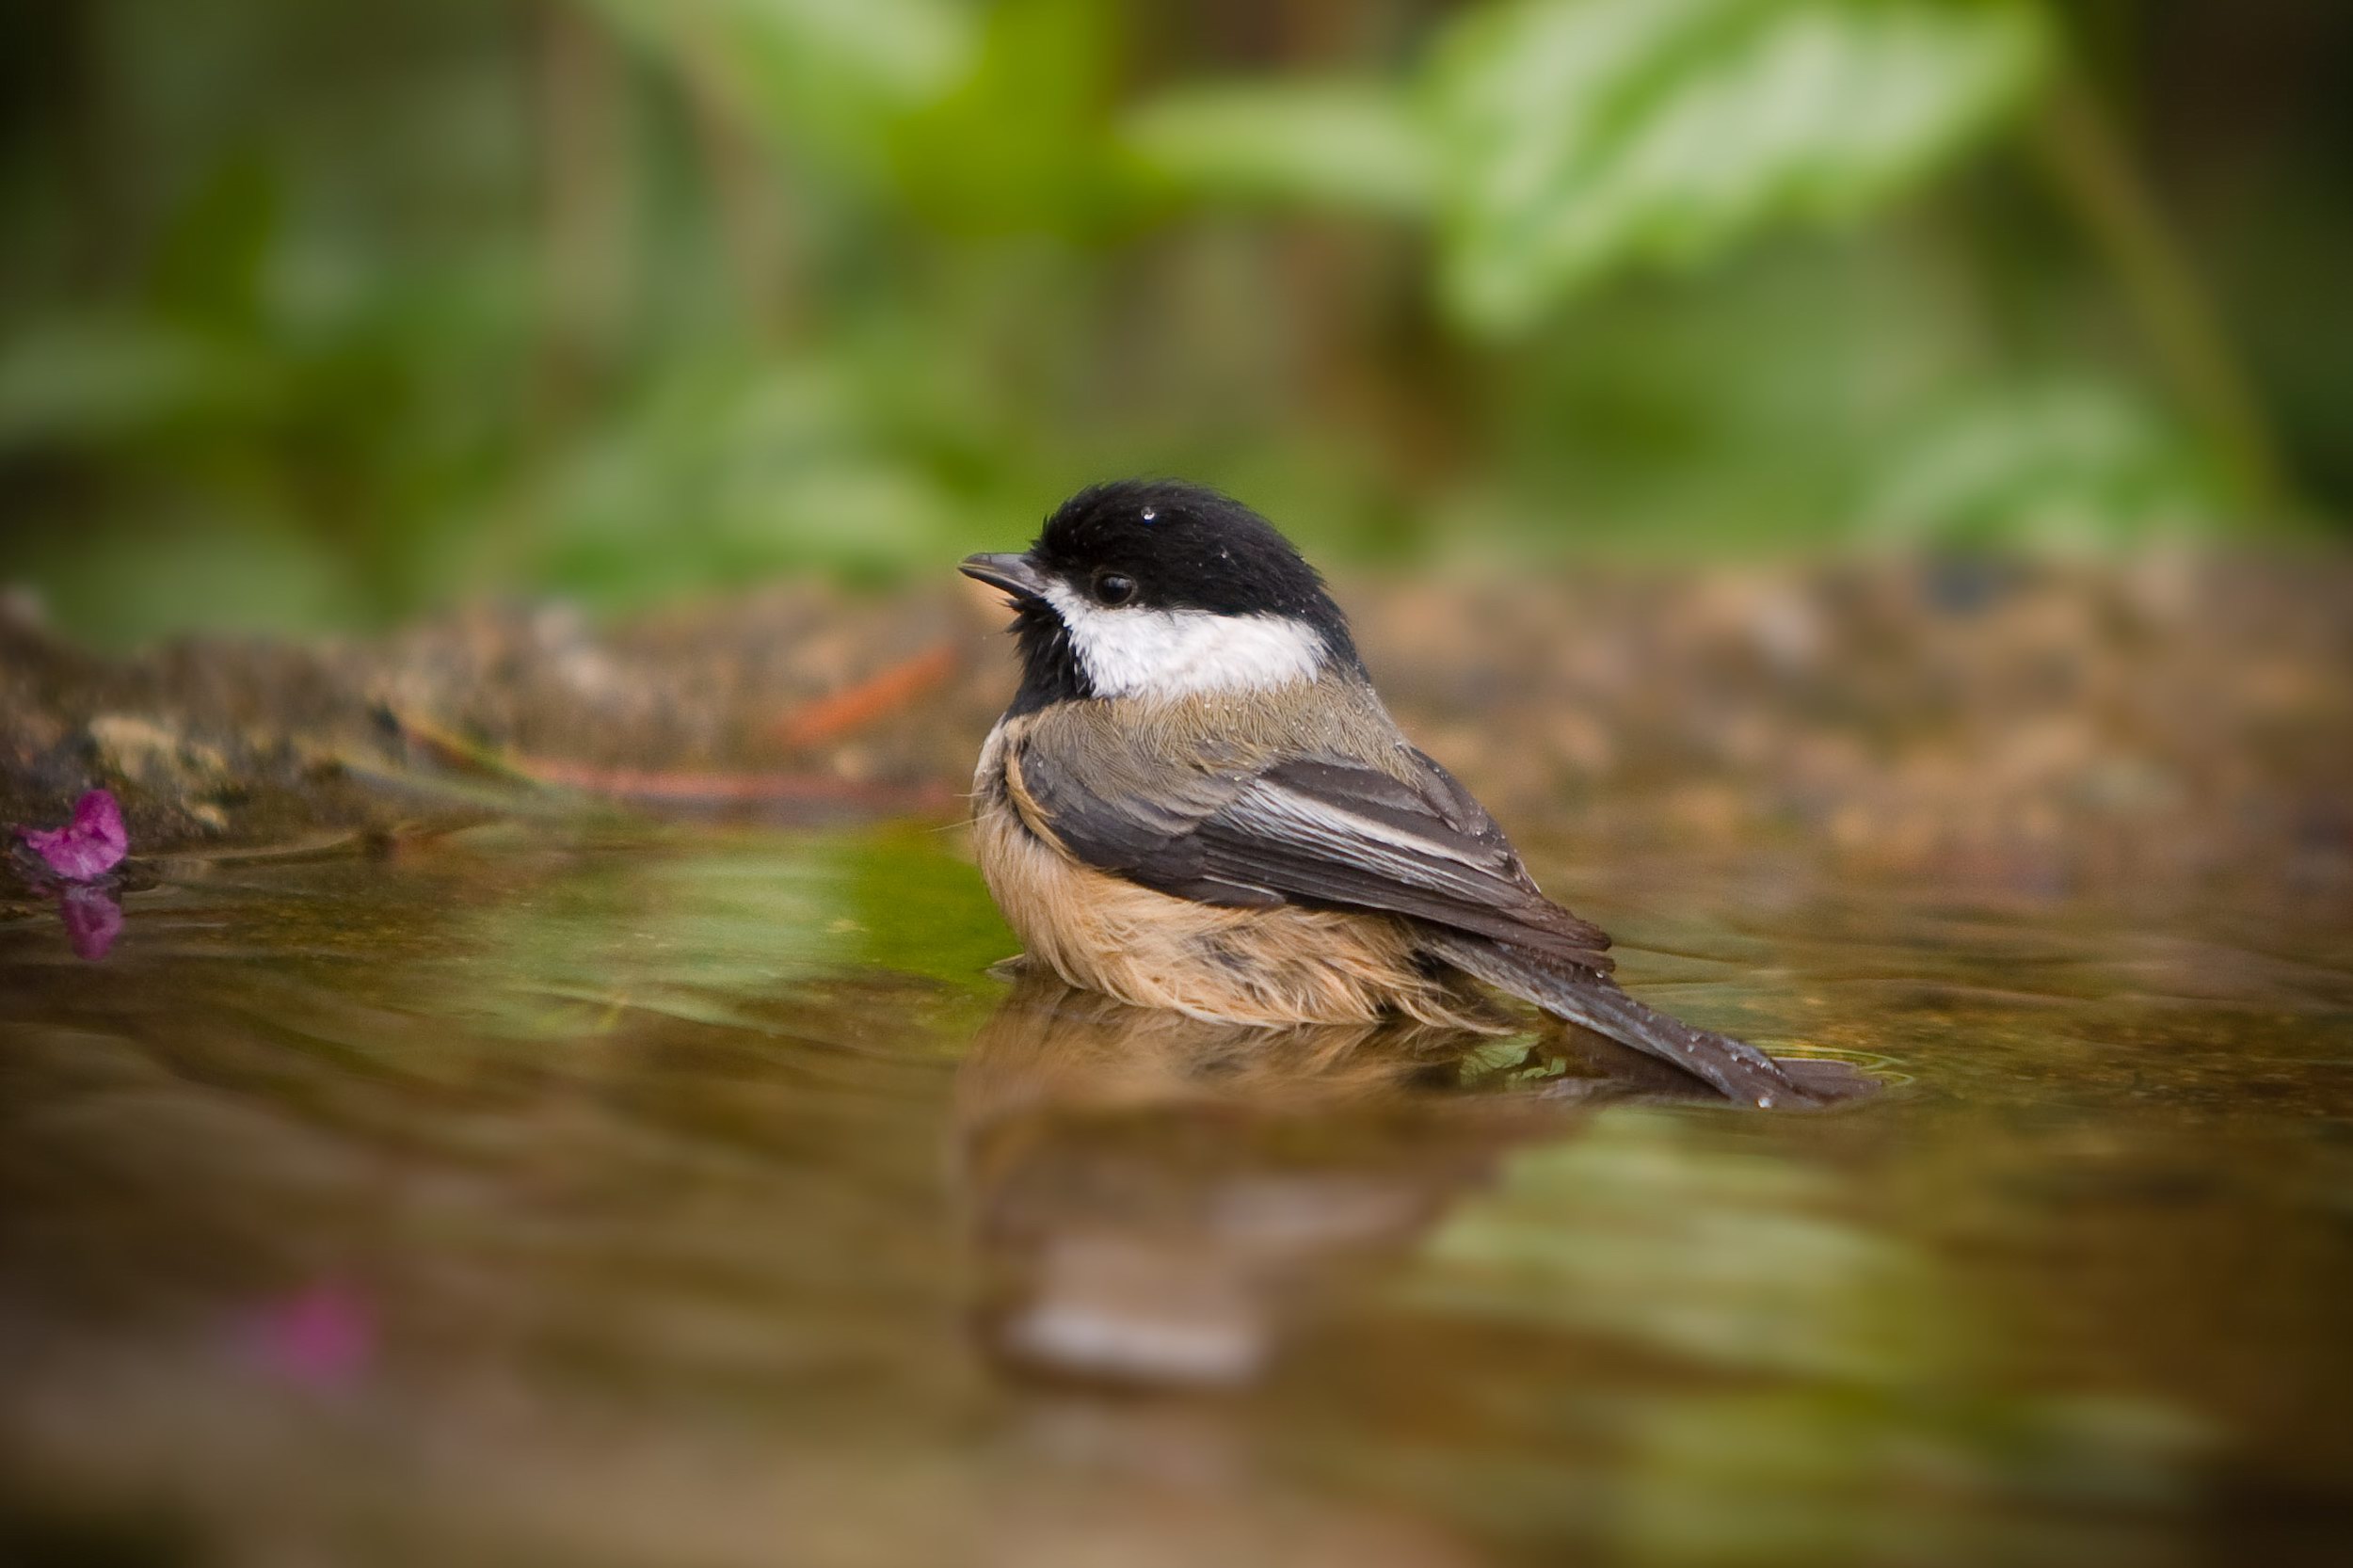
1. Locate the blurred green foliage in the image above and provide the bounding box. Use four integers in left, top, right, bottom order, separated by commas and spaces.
1134, 0, 2055, 328
0, 0, 2343, 643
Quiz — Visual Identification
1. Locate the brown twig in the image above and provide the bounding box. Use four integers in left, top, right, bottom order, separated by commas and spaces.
382, 707, 545, 785
378, 706, 956, 813
507, 756, 954, 811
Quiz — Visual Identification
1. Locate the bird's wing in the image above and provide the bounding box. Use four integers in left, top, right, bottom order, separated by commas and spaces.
1005, 717, 1614, 974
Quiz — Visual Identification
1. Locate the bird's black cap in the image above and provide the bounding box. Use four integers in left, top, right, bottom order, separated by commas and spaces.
1032, 479, 1348, 629
964, 479, 1362, 712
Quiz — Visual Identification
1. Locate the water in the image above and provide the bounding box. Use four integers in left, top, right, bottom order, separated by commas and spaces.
2, 818, 2348, 1566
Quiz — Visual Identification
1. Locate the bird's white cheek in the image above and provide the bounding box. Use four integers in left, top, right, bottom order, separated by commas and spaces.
1043, 587, 1326, 698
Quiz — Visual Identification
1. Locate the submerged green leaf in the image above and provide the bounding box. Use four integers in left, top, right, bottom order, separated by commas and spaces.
1412, 1107, 1953, 1384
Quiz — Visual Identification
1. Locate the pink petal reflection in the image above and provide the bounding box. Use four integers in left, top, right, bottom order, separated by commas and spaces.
245, 1280, 376, 1389
16, 790, 129, 881
57, 884, 123, 961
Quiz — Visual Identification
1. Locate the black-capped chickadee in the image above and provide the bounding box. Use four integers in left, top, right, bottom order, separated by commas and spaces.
962, 479, 1815, 1108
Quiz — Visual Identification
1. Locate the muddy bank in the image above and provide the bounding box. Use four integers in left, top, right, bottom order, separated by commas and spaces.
3, 552, 2347, 898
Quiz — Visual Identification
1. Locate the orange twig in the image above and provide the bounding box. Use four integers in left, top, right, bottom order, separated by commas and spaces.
774, 641, 960, 747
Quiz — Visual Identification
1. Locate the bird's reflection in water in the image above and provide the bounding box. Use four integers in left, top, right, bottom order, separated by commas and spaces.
955, 968, 1861, 1390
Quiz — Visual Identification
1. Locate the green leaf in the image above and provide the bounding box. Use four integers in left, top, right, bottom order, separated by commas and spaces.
0, 319, 264, 452
575, 0, 976, 173
888, 0, 1129, 234
1122, 79, 1438, 218
1862, 377, 2226, 547
513, 352, 974, 604
1428, 0, 2056, 329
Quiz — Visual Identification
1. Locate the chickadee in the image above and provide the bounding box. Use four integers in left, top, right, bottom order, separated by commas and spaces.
962, 479, 1814, 1108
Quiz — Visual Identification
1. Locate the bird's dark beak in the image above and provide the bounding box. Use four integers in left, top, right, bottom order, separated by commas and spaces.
959, 552, 1049, 602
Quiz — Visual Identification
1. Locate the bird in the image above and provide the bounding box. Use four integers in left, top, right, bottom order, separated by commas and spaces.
960, 478, 1817, 1108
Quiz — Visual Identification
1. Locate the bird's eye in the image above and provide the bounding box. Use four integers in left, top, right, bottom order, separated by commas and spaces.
1095, 572, 1136, 606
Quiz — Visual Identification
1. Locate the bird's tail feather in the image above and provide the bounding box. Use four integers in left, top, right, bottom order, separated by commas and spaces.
1428, 935, 1811, 1108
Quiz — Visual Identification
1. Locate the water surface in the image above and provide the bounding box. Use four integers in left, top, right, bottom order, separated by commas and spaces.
2, 819, 2348, 1566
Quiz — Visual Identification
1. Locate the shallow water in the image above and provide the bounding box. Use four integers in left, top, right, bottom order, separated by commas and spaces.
2, 818, 2348, 1566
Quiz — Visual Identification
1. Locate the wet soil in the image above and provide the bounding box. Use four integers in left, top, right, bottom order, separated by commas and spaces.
4, 552, 2347, 897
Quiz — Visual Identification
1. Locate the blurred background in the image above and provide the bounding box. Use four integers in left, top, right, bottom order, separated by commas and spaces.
1, 0, 2345, 647
5, 9, 2353, 1565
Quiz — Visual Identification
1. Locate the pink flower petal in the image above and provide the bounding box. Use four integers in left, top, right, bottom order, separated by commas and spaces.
16, 789, 128, 881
